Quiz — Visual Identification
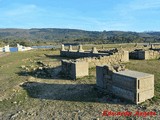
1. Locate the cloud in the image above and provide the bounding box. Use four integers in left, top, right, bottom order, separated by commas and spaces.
129, 0, 160, 10
4, 4, 42, 16
117, 0, 160, 16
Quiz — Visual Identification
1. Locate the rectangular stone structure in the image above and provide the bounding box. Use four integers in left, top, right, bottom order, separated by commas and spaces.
96, 66, 106, 90
112, 70, 154, 104
129, 50, 160, 60
61, 60, 88, 80
96, 65, 154, 104
112, 70, 154, 91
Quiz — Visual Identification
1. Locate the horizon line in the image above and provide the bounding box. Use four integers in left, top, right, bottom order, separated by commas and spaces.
0, 27, 160, 33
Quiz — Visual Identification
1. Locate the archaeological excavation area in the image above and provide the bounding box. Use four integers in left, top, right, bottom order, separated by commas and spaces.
0, 43, 160, 119
60, 44, 160, 104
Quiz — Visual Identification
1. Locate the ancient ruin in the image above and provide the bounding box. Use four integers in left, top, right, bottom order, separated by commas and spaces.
60, 44, 129, 68
59, 44, 155, 104
129, 49, 160, 60
96, 64, 154, 104
129, 44, 160, 60
61, 60, 88, 80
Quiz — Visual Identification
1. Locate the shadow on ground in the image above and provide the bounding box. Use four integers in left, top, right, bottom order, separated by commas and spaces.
44, 54, 70, 60
20, 81, 132, 105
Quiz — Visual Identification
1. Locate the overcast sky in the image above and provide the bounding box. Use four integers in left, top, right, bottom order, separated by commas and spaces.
0, 0, 160, 32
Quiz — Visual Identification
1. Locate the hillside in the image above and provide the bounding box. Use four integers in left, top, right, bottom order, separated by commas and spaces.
0, 28, 160, 44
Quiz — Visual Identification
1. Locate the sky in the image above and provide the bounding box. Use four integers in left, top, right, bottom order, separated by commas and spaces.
0, 0, 160, 32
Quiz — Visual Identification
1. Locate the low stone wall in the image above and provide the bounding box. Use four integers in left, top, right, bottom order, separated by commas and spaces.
77, 50, 129, 68
130, 50, 160, 60
60, 44, 129, 68
96, 64, 154, 104
146, 50, 160, 59
60, 50, 110, 58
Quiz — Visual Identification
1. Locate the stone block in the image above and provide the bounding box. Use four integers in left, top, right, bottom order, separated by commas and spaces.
137, 89, 154, 104
96, 65, 154, 104
91, 47, 98, 53
113, 70, 154, 91
68, 45, 73, 51
121, 51, 129, 62
75, 61, 88, 78
61, 44, 65, 51
96, 66, 106, 89
61, 60, 88, 80
77, 44, 84, 52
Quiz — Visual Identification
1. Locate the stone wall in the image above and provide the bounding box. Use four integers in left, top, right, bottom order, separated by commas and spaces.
77, 50, 129, 68
61, 60, 89, 80
60, 50, 110, 58
96, 64, 154, 104
60, 44, 129, 68
129, 49, 160, 60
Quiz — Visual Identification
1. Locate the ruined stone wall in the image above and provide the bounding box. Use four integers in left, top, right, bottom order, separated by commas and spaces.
60, 50, 110, 58
77, 50, 129, 68
146, 50, 160, 59
130, 50, 160, 60
60, 44, 129, 68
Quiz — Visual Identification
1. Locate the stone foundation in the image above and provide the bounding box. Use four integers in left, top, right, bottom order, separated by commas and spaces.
129, 49, 160, 60
60, 44, 129, 68
61, 60, 89, 80
96, 64, 154, 104
76, 50, 129, 68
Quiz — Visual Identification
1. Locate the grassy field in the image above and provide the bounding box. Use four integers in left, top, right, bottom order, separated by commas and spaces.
0, 47, 160, 119
125, 60, 160, 102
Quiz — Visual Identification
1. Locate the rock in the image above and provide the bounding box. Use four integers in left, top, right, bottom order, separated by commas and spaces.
25, 67, 30, 71
28, 76, 36, 81
13, 101, 17, 104
32, 68, 37, 71
141, 106, 147, 110
10, 113, 18, 119
38, 67, 43, 70
18, 111, 21, 114
21, 65, 26, 69
22, 110, 26, 113
30, 65, 34, 68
